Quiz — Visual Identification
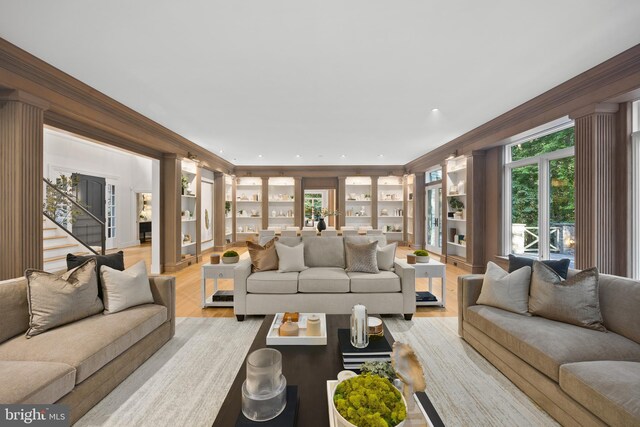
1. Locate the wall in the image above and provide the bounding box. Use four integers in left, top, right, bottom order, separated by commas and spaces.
43, 128, 152, 249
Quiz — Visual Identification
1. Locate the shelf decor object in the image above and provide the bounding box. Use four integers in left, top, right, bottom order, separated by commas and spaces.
266, 313, 328, 345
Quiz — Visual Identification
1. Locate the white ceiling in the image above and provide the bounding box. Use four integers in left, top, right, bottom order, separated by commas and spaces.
1, 1, 639, 166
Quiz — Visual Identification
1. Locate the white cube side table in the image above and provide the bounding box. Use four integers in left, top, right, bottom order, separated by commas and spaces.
412, 259, 446, 307
201, 262, 237, 307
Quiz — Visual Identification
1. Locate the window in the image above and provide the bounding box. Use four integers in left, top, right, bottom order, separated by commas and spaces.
632, 101, 640, 279
106, 184, 116, 239
504, 126, 575, 265
427, 168, 442, 183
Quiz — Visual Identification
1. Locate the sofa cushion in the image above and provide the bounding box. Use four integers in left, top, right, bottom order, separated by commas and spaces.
560, 361, 640, 426
466, 305, 640, 382
595, 272, 640, 344
247, 271, 299, 294
67, 251, 125, 299
477, 261, 531, 315
0, 304, 167, 384
0, 361, 75, 404
247, 238, 278, 272
302, 237, 345, 268
348, 271, 401, 293
508, 254, 570, 279
345, 241, 380, 274
101, 261, 154, 314
298, 268, 350, 293
0, 277, 29, 344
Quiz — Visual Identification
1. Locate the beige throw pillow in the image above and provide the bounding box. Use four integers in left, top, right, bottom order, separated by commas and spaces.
345, 241, 380, 274
477, 261, 531, 315
100, 261, 154, 314
275, 242, 307, 273
247, 238, 279, 272
376, 242, 397, 271
25, 259, 104, 337
529, 261, 605, 331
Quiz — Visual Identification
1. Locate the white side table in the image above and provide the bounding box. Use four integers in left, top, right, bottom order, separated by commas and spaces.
412, 259, 446, 307
201, 262, 237, 307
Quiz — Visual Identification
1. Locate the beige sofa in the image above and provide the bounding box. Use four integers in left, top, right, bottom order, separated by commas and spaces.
458, 270, 640, 427
0, 274, 176, 425
234, 236, 416, 320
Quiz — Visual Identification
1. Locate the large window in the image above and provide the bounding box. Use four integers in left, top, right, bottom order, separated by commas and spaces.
504, 126, 575, 265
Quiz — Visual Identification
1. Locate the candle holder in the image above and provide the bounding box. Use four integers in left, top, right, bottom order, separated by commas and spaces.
241, 348, 287, 421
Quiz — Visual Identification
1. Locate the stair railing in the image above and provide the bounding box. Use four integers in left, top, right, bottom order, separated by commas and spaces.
43, 178, 105, 256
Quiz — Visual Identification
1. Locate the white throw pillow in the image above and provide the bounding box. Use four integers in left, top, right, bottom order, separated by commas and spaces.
275, 242, 307, 273
100, 261, 154, 314
476, 261, 531, 315
376, 242, 397, 271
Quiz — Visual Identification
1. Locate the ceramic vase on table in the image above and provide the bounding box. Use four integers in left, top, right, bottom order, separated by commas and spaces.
317, 217, 326, 232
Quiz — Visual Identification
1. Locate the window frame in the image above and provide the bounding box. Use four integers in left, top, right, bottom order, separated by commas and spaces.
503, 123, 575, 261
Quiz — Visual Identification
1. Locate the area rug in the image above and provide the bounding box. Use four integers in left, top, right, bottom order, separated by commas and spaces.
76, 317, 557, 426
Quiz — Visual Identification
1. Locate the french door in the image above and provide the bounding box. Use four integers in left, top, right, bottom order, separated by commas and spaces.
425, 184, 442, 254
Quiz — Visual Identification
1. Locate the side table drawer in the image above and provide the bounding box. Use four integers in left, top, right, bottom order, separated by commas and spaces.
214, 269, 235, 279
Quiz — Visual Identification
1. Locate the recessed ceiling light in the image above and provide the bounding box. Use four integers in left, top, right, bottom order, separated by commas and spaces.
258, 154, 263, 158
233, 158, 237, 161
432, 108, 439, 112
296, 154, 301, 158
219, 149, 224, 153
318, 154, 323, 158
340, 154, 346, 158
378, 154, 384, 158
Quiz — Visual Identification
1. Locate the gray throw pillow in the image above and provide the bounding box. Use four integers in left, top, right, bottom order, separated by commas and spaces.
345, 241, 380, 274
529, 261, 605, 332
25, 259, 104, 337
275, 242, 307, 273
477, 261, 531, 315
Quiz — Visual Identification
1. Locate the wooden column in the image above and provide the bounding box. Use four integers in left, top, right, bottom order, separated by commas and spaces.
571, 103, 622, 274
294, 177, 303, 228
261, 177, 269, 230
161, 154, 181, 272
338, 177, 346, 229
370, 177, 378, 230
0, 90, 48, 279
413, 173, 426, 249
467, 151, 486, 273
213, 172, 226, 251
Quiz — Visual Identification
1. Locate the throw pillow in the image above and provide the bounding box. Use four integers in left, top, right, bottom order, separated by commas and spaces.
529, 261, 605, 331
508, 254, 570, 279
376, 242, 397, 271
476, 261, 531, 315
25, 259, 104, 337
247, 238, 278, 272
275, 242, 307, 273
345, 241, 380, 274
66, 251, 125, 299
100, 261, 154, 314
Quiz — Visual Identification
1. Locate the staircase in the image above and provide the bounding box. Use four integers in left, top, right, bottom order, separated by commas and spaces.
42, 217, 90, 272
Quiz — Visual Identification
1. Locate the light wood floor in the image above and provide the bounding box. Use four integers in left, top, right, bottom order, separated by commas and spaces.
123, 244, 464, 318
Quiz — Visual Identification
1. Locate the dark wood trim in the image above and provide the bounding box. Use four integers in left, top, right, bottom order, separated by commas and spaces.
406, 43, 640, 172
235, 165, 406, 178
0, 38, 234, 172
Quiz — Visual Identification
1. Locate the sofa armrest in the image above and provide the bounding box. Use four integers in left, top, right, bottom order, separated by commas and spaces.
149, 275, 176, 337
457, 274, 484, 336
394, 259, 416, 316
233, 259, 252, 316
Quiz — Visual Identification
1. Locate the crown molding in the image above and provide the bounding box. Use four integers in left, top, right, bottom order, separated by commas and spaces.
0, 37, 234, 173
405, 43, 640, 173
233, 165, 406, 178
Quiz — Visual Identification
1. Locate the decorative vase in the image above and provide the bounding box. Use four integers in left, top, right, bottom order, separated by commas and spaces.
317, 217, 327, 232
406, 254, 416, 264
416, 256, 430, 263
222, 255, 239, 264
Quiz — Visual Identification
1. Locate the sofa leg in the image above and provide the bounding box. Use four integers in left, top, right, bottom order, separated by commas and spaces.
236, 315, 245, 321
404, 314, 414, 321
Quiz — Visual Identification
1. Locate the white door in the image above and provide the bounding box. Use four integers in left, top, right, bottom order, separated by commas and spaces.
425, 184, 442, 254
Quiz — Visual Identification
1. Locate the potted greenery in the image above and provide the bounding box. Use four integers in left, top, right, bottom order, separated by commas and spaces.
222, 250, 239, 264
181, 175, 189, 195
413, 249, 430, 263
449, 197, 465, 219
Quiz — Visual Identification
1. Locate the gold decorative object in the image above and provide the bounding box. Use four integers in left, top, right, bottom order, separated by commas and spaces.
391, 342, 426, 396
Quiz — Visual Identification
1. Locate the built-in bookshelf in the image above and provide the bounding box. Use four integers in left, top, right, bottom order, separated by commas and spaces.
445, 156, 467, 260
236, 177, 262, 242
378, 176, 403, 242
180, 160, 198, 259
406, 174, 414, 245
224, 175, 234, 244
268, 177, 295, 230
344, 176, 372, 230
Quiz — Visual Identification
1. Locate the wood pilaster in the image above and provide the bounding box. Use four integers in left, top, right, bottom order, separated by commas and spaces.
0, 90, 48, 279
572, 104, 622, 274
294, 178, 303, 228
213, 172, 226, 251
161, 154, 181, 272
466, 151, 486, 273
261, 177, 269, 230
370, 177, 378, 230
338, 177, 346, 229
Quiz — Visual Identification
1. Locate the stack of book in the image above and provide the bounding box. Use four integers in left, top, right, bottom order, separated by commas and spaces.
337, 329, 392, 370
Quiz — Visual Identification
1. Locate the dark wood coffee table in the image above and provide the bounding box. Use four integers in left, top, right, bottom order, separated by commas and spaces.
212, 315, 440, 427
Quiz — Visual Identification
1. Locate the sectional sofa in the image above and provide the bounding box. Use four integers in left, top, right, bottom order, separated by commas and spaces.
458, 270, 640, 426
0, 274, 176, 424
234, 236, 416, 320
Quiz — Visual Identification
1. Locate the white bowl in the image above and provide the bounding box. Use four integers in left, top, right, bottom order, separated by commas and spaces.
332, 379, 406, 427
